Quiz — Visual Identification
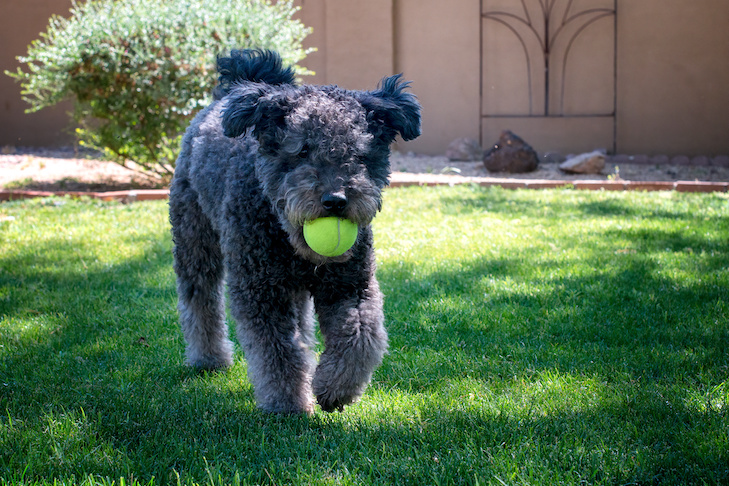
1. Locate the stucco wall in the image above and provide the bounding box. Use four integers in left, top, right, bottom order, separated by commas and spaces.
296, 0, 393, 90
394, 0, 482, 154
1, 0, 74, 146
301, 0, 729, 157
297, 0, 482, 155
480, 0, 617, 154
2, 0, 728, 157
616, 0, 729, 155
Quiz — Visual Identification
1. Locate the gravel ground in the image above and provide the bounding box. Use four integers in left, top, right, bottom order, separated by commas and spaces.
2, 146, 729, 192
390, 152, 729, 181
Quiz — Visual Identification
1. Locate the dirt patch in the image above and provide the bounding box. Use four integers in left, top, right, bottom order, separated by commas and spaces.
2, 146, 729, 193
0, 147, 163, 192
391, 152, 729, 182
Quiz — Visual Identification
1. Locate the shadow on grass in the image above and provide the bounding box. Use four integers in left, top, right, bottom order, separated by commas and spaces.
0, 231, 196, 478
373, 209, 729, 483
379, 252, 728, 385
378, 187, 728, 388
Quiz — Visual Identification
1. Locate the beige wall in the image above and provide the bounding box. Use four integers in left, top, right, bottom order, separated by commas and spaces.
617, 0, 729, 155
298, 0, 482, 155
296, 0, 394, 90
394, 0, 482, 154
2, 0, 729, 157
480, 0, 617, 154
300, 0, 729, 157
1, 0, 75, 147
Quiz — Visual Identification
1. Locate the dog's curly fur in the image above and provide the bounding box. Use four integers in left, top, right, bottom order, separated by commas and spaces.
169, 49, 421, 413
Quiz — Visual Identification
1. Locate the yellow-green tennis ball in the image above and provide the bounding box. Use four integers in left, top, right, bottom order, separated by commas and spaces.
303, 217, 358, 257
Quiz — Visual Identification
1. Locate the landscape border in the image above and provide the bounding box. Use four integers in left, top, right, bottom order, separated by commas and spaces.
1, 175, 727, 203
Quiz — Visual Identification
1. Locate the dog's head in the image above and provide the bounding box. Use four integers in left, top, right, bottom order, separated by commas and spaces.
220, 76, 421, 262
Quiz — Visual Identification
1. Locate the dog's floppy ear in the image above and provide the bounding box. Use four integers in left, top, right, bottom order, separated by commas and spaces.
358, 74, 421, 144
221, 84, 288, 139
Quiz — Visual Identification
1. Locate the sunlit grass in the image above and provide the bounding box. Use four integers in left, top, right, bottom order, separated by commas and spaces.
1, 187, 728, 485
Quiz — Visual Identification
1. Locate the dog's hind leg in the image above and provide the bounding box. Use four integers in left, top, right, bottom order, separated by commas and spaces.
170, 179, 233, 370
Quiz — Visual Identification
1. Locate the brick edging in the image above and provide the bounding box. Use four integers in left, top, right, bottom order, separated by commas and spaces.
1, 179, 728, 203
0, 189, 170, 203
389, 177, 729, 193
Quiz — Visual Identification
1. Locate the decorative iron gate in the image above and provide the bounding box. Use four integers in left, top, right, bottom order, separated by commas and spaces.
481, 0, 617, 153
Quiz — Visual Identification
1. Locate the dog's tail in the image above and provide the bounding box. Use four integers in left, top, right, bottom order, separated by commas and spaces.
213, 49, 296, 100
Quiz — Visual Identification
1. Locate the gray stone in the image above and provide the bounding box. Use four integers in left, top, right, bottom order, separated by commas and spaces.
483, 130, 539, 173
542, 152, 566, 164
446, 137, 484, 161
559, 150, 606, 174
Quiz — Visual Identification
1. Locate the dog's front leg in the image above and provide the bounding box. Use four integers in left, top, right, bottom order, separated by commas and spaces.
312, 275, 388, 412
228, 284, 317, 414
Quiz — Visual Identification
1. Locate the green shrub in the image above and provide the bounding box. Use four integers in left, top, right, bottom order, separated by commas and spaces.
6, 0, 313, 183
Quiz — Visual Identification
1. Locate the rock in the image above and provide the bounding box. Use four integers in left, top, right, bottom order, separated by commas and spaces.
483, 131, 539, 173
542, 152, 566, 165
446, 137, 484, 161
559, 150, 606, 174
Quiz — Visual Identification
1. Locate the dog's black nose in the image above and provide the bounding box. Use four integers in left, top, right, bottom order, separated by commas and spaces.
321, 192, 347, 214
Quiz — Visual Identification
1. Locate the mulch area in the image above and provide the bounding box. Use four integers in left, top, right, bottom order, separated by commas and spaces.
2, 147, 729, 202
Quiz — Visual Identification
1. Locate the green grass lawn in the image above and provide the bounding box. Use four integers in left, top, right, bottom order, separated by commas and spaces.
1, 186, 727, 485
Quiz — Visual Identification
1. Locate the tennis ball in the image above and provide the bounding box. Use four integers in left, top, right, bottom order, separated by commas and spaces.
303, 217, 358, 257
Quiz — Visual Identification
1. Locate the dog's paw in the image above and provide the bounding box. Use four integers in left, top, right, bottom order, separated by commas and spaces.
315, 390, 357, 413
185, 352, 233, 371
186, 359, 233, 372
313, 371, 363, 412
312, 353, 369, 412
185, 339, 234, 371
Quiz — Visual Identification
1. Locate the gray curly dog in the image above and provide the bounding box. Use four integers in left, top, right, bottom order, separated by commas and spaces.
169, 50, 421, 413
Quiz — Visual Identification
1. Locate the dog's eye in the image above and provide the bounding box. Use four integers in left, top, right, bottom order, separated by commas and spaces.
298, 145, 310, 158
